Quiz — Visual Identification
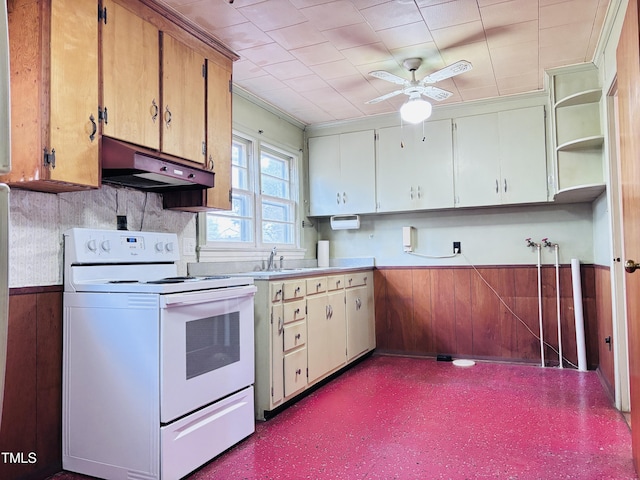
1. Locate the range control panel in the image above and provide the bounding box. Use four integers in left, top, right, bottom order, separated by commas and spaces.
64, 228, 180, 264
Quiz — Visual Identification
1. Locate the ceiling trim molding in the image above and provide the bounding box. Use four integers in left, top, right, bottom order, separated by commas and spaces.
232, 85, 307, 130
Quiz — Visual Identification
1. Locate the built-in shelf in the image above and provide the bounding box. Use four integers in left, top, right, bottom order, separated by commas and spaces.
553, 183, 606, 203
548, 65, 604, 203
557, 135, 604, 152
554, 89, 602, 109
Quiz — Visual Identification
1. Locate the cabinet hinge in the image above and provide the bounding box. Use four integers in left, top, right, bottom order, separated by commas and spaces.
98, 107, 108, 125
270, 312, 273, 324
271, 386, 273, 397
229, 189, 232, 203
202, 141, 206, 156
374, 132, 378, 141
98, 4, 107, 24
202, 63, 207, 79
228, 79, 232, 93
43, 149, 56, 169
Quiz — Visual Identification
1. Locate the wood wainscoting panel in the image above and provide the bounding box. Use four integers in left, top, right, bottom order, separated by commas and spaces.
0, 287, 63, 480
375, 265, 600, 367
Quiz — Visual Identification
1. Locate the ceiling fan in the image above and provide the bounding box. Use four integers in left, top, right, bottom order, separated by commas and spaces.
366, 58, 473, 123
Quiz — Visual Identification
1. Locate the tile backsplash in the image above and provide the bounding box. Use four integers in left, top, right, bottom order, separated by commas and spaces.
9, 185, 196, 287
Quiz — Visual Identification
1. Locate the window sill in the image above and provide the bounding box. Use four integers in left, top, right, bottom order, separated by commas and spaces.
198, 246, 307, 263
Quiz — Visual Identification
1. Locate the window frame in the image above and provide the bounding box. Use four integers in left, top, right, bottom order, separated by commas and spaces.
198, 130, 303, 260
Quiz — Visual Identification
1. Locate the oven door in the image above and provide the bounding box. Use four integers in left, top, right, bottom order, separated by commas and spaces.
159, 285, 256, 423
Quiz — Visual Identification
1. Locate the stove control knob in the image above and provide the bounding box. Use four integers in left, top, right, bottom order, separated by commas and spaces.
165, 242, 174, 253
87, 239, 97, 252
155, 241, 164, 252
100, 240, 111, 252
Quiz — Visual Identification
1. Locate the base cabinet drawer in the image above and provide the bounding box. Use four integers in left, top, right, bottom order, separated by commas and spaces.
284, 321, 306, 352
284, 348, 307, 398
346, 272, 369, 288
283, 299, 305, 324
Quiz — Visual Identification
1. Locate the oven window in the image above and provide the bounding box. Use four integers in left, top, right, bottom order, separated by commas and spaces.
185, 312, 240, 380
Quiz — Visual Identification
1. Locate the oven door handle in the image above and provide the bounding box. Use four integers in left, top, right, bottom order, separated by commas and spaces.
160, 285, 257, 308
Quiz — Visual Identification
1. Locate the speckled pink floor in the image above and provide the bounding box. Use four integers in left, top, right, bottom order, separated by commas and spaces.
51, 355, 636, 480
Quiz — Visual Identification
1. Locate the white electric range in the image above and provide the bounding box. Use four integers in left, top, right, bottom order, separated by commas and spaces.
62, 228, 257, 480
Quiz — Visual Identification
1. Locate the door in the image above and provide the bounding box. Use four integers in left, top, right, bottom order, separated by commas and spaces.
102, 0, 160, 149
49, 0, 99, 187
161, 33, 206, 164
616, 0, 640, 471
160, 285, 256, 423
455, 112, 501, 207
339, 130, 376, 214
308, 135, 342, 216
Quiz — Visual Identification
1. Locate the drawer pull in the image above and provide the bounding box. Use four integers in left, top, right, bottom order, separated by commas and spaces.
295, 333, 301, 340
295, 286, 301, 294
294, 308, 300, 315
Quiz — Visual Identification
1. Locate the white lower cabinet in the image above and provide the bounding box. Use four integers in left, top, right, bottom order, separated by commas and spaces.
345, 272, 374, 360
253, 269, 375, 420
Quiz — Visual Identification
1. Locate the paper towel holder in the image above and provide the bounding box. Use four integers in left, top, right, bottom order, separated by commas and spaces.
330, 214, 360, 230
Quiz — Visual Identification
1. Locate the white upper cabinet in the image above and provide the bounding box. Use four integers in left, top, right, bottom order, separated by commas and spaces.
308, 130, 376, 216
454, 105, 547, 208
376, 119, 454, 212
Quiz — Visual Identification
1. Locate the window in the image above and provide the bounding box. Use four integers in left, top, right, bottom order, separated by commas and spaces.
204, 133, 298, 249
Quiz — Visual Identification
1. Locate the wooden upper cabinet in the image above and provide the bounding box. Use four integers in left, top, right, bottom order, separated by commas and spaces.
205, 60, 232, 210
161, 33, 206, 165
0, 0, 99, 192
101, 0, 160, 150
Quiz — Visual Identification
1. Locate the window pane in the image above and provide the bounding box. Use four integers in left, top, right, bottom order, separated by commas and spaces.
261, 154, 288, 180
206, 216, 253, 243
232, 165, 248, 190
261, 176, 289, 199
232, 142, 247, 168
263, 201, 291, 222
262, 221, 293, 244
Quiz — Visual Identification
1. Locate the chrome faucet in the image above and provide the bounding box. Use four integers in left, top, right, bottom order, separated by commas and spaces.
266, 246, 277, 271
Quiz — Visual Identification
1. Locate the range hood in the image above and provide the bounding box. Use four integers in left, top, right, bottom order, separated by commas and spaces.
101, 137, 214, 192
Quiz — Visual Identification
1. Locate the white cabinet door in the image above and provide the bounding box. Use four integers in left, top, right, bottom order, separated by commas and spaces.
455, 113, 501, 207
346, 285, 371, 361
306, 291, 346, 383
377, 120, 454, 212
308, 135, 341, 216
499, 106, 548, 204
339, 131, 376, 214
308, 130, 375, 216
455, 106, 547, 207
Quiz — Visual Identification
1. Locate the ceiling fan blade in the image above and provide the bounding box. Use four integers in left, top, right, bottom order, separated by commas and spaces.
419, 86, 453, 101
422, 60, 473, 84
365, 89, 404, 104
368, 70, 409, 86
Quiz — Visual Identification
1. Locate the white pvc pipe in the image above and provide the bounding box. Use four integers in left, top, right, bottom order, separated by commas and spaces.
537, 245, 545, 368
555, 245, 563, 368
571, 258, 588, 372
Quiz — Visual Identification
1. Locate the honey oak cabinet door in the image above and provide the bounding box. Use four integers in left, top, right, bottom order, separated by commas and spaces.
205, 60, 233, 210
161, 33, 206, 164
2, 0, 99, 191
101, 0, 160, 150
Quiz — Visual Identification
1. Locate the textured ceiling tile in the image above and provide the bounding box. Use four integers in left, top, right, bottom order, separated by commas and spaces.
322, 22, 381, 50
233, 59, 268, 80
430, 20, 486, 50
238, 43, 296, 66
539, 0, 600, 29
300, 0, 367, 30
290, 42, 346, 65
267, 22, 327, 50
263, 60, 315, 80
479, 0, 538, 30
212, 22, 273, 51
284, 74, 331, 91
310, 59, 363, 79
360, 1, 424, 31
167, 0, 247, 30
376, 22, 434, 50
420, 0, 481, 30
237, 0, 308, 31
340, 43, 394, 66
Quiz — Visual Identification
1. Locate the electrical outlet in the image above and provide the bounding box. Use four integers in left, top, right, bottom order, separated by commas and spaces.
453, 241, 461, 254
183, 238, 197, 256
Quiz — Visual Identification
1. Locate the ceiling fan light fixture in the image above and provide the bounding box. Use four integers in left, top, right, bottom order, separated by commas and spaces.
400, 96, 432, 124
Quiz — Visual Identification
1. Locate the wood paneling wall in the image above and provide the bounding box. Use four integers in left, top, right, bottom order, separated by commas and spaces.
375, 265, 601, 368
0, 287, 63, 480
